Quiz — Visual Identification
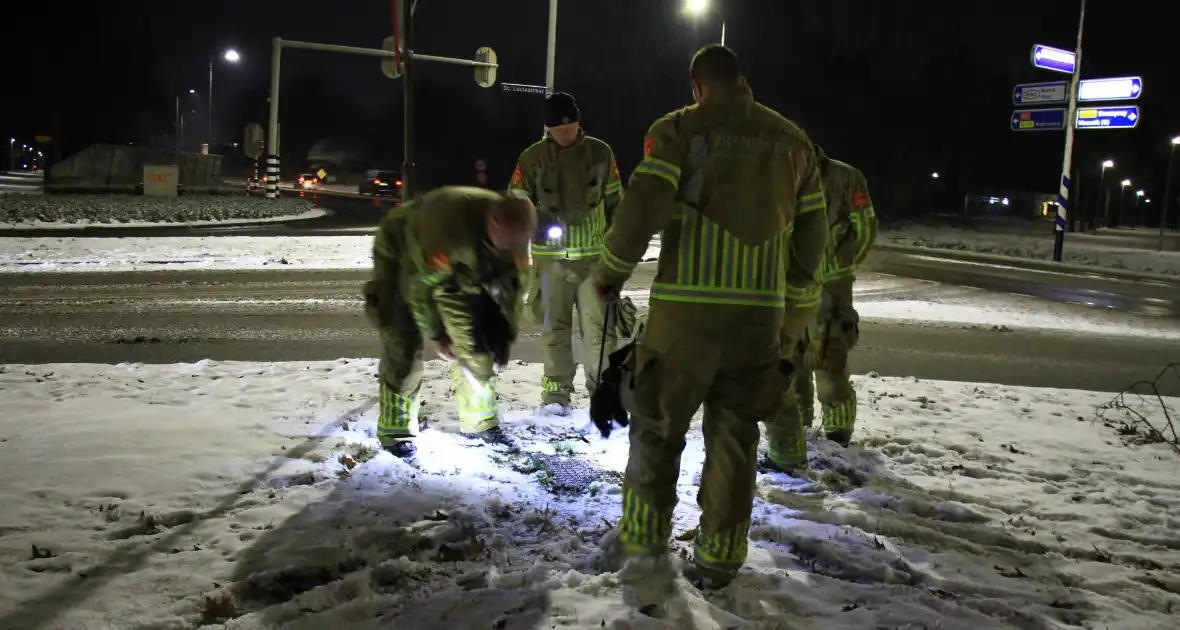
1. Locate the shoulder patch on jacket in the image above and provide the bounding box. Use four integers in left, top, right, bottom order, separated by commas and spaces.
427, 250, 450, 270
852, 192, 870, 210
511, 167, 523, 187
643, 136, 655, 157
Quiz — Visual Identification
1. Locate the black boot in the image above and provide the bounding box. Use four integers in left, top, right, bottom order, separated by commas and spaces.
825, 428, 853, 447
383, 441, 417, 459
460, 426, 517, 449
758, 454, 811, 477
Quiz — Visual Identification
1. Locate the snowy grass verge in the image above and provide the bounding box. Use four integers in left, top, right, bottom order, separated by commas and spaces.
0, 235, 661, 271
0, 195, 315, 228
1, 359, 1178, 629
881, 225, 1180, 277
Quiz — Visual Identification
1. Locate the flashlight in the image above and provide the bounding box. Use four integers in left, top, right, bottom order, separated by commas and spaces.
546, 225, 563, 240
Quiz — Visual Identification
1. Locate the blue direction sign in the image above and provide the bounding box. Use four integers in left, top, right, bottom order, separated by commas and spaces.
1030, 44, 1076, 74
1078, 76, 1143, 102
1075, 106, 1140, 130
1012, 81, 1068, 105
1011, 108, 1067, 131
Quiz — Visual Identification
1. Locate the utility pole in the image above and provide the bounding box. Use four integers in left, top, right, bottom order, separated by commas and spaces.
1162, 137, 1179, 251
401, 0, 417, 199
208, 61, 214, 152
1052, 0, 1086, 262
174, 96, 181, 161
545, 0, 557, 93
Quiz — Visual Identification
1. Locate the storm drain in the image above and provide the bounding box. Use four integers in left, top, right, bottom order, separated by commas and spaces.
495, 450, 623, 494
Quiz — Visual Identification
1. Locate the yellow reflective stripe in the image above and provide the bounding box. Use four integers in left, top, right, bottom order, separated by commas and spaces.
531, 203, 607, 259
798, 191, 826, 214
600, 244, 636, 273
507, 187, 530, 199
822, 391, 857, 430
633, 156, 681, 188
852, 206, 875, 264
693, 520, 750, 571
785, 283, 822, 308
619, 485, 672, 555
669, 206, 787, 307
377, 381, 420, 437
651, 283, 785, 307
605, 181, 623, 194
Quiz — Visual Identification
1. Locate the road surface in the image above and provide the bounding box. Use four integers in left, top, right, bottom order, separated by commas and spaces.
1, 265, 1176, 395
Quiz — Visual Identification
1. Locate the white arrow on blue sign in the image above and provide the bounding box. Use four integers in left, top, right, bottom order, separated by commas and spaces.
1011, 108, 1067, 131
1030, 44, 1076, 74
1078, 76, 1143, 102
1075, 106, 1140, 130
1012, 81, 1068, 105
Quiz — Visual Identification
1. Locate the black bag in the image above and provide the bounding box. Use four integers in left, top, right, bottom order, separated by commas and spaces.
589, 317, 641, 438
471, 290, 514, 367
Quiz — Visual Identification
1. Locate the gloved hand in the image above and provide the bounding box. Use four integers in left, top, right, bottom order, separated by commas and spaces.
589, 341, 636, 438
595, 281, 621, 304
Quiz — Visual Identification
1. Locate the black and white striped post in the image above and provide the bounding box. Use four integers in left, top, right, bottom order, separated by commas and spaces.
264, 154, 280, 199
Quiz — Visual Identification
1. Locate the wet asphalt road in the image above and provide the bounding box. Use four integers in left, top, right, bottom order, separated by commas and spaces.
1, 261, 1177, 395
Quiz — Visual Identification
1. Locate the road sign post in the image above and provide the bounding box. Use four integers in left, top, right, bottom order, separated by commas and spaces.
1075, 105, 1140, 129
1011, 108, 1067, 131
1077, 76, 1142, 102
1012, 81, 1068, 105
1031, 43, 1077, 74
1051, 0, 1087, 262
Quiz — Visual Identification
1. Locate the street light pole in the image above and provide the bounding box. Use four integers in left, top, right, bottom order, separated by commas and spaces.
174, 96, 180, 160
208, 61, 213, 151
720, 20, 727, 46
545, 0, 557, 93
1161, 137, 1180, 251
1099, 160, 1113, 228
1052, 0, 1086, 262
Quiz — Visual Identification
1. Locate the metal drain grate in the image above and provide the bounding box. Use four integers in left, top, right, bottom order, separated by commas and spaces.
527, 452, 623, 493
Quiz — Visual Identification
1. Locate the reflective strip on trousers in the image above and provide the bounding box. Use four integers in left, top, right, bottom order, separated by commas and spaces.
540, 375, 571, 402
619, 485, 673, 555
456, 375, 498, 428
693, 520, 751, 573
377, 379, 419, 441
822, 390, 857, 431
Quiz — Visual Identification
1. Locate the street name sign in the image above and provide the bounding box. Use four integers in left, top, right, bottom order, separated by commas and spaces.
1077, 76, 1142, 102
1075, 106, 1140, 129
1011, 108, 1067, 131
502, 83, 547, 95
1030, 44, 1076, 74
1012, 81, 1068, 105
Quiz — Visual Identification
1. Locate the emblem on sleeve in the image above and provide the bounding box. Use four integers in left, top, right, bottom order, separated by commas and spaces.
611, 162, 620, 179
643, 136, 655, 157
852, 192, 870, 210
511, 167, 523, 187
428, 251, 450, 270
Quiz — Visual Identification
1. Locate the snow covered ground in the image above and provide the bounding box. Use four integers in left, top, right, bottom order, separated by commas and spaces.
2, 359, 1177, 628
882, 225, 1180, 277
0, 235, 663, 271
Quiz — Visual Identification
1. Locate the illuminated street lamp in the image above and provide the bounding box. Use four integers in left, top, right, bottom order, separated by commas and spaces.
1161, 136, 1180, 251
683, 0, 727, 46
1098, 159, 1115, 227
931, 172, 939, 179
207, 48, 242, 152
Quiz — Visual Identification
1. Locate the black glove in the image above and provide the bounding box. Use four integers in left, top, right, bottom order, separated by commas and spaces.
589, 341, 636, 438
472, 290, 514, 367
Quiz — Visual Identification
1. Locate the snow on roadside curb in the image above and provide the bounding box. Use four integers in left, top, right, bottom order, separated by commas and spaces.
0, 208, 327, 230
882, 226, 1180, 277
1, 359, 1177, 628
0, 235, 662, 271
0, 196, 315, 228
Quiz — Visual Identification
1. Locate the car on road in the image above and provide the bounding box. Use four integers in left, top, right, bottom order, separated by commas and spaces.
297, 173, 320, 190
358, 170, 402, 197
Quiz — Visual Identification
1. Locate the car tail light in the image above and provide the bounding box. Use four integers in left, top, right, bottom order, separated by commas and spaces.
374, 179, 382, 185
298, 177, 305, 183
395, 179, 403, 187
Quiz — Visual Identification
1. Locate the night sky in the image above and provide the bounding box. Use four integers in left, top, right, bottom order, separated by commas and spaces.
8, 0, 1178, 220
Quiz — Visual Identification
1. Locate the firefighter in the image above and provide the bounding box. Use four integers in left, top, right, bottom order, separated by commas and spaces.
591, 44, 828, 590
362, 186, 536, 458
764, 148, 878, 470
508, 92, 625, 416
